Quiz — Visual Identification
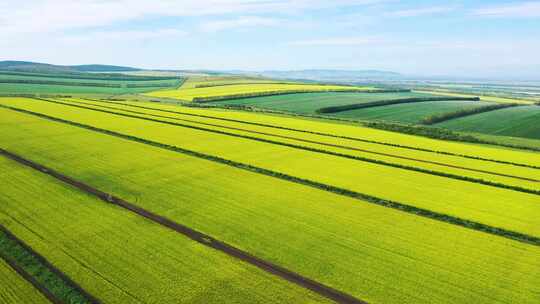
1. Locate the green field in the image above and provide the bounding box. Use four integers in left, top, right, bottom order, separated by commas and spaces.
1, 74, 539, 304
0, 107, 538, 304
212, 91, 435, 113
0, 155, 330, 304
59, 97, 540, 189
1, 98, 538, 238
0, 72, 182, 95
437, 105, 540, 139
0, 259, 49, 304
97, 98, 540, 164
329, 100, 495, 123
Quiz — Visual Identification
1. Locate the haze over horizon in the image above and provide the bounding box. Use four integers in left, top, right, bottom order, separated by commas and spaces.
2, 0, 540, 79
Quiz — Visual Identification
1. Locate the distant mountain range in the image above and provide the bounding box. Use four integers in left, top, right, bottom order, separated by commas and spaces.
0, 61, 404, 82
0, 61, 140, 73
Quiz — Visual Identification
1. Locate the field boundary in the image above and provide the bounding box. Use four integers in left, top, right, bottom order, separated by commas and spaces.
31, 98, 539, 195
0, 224, 101, 304
0, 148, 367, 304
316, 97, 480, 114
2, 106, 538, 246
67, 98, 539, 183
82, 98, 540, 169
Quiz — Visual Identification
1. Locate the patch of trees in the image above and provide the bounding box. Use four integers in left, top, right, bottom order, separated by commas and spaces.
316, 97, 480, 114
420, 103, 521, 125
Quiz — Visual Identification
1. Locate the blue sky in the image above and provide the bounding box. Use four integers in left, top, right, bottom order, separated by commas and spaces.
2, 0, 540, 78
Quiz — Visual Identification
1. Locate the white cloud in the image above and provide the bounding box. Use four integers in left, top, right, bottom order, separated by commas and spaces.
289, 37, 383, 46
385, 6, 454, 18
200, 16, 282, 32
1, 0, 386, 36
472, 2, 540, 18
62, 29, 187, 43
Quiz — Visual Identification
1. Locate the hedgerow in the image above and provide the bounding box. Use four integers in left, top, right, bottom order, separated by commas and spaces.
316, 97, 480, 114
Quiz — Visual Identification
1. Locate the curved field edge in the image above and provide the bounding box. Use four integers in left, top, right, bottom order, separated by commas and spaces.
0, 226, 98, 304
0, 155, 333, 304
0, 110, 538, 304
1, 102, 539, 240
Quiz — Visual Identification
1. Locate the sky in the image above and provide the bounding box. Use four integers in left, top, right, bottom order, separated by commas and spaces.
2, 0, 540, 78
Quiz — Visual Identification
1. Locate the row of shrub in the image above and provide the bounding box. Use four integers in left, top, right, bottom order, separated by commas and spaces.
420, 103, 521, 125
4, 104, 537, 246
192, 89, 411, 103
316, 96, 480, 114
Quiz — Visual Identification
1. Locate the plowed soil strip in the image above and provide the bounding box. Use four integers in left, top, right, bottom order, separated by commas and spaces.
82, 98, 540, 170
0, 225, 100, 304
0, 148, 366, 304
1, 105, 538, 247
27, 98, 539, 195
65, 98, 540, 183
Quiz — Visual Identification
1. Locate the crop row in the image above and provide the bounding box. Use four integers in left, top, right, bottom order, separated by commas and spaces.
1, 102, 538, 244
1, 108, 538, 304
84, 97, 540, 168
421, 103, 521, 125
73, 98, 537, 180
3, 98, 540, 237
57, 97, 540, 192
2, 148, 362, 304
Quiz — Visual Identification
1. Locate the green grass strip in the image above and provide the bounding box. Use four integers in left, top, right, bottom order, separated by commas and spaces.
0, 225, 100, 304
2, 104, 538, 246
34, 98, 540, 195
